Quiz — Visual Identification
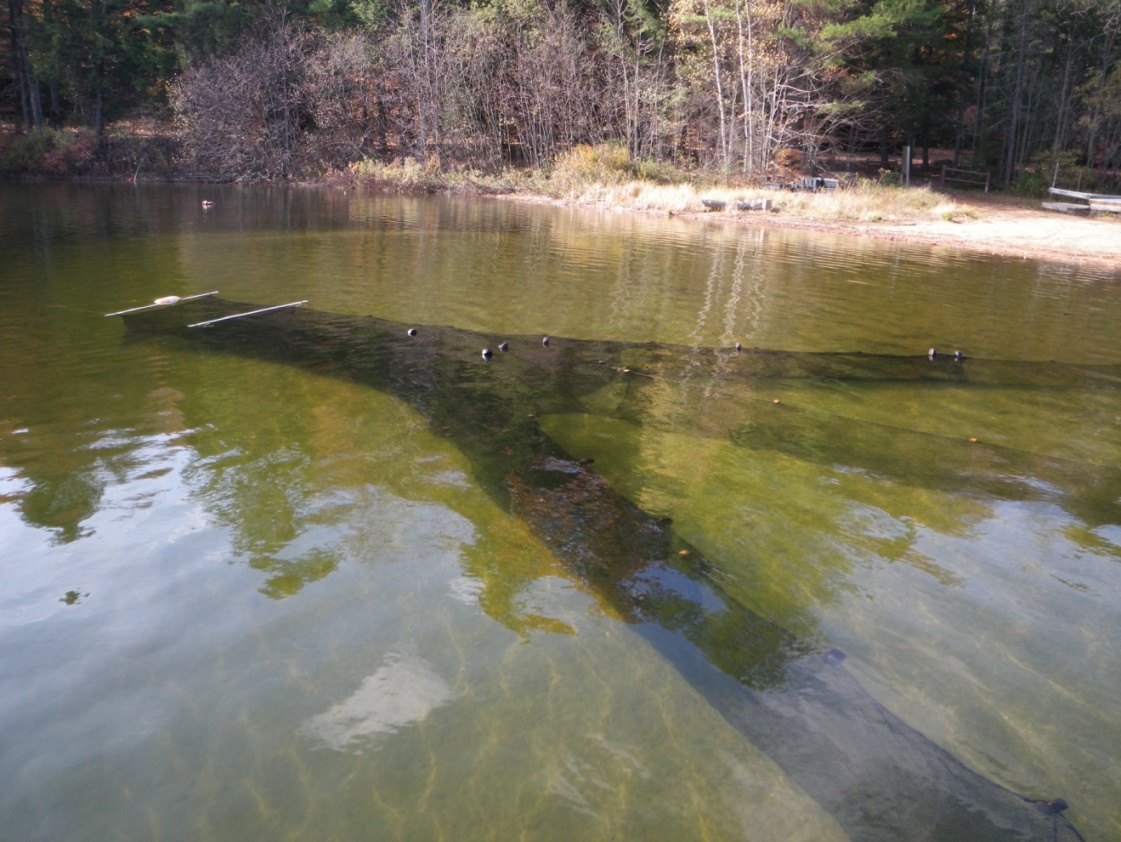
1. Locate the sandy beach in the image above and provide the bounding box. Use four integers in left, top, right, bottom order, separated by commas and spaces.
507, 185, 1119, 272
702, 195, 1120, 272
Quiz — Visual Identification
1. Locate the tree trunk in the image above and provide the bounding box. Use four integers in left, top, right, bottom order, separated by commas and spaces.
702, 0, 730, 171
1001, 0, 1036, 187
952, 0, 979, 166
94, 58, 106, 140
735, 0, 756, 175
8, 0, 43, 131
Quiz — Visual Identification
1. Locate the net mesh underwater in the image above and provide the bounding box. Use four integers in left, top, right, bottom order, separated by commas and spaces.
112, 295, 1098, 841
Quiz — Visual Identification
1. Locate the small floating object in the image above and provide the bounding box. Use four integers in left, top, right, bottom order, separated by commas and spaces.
153, 296, 181, 306
968, 437, 979, 443
677, 549, 690, 557
821, 648, 846, 666
201, 200, 214, 209
928, 347, 965, 362
1037, 799, 1069, 816
407, 328, 417, 337
498, 341, 509, 352
542, 336, 550, 347
481, 348, 493, 360
772, 398, 781, 404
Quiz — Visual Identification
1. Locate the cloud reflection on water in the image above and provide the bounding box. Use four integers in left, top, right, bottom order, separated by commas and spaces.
300, 653, 456, 751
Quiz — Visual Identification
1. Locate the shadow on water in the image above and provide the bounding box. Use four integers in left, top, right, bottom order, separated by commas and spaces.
111, 295, 1097, 841
606, 361, 1121, 530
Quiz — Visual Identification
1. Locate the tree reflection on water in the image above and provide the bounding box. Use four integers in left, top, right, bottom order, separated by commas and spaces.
95, 296, 1097, 841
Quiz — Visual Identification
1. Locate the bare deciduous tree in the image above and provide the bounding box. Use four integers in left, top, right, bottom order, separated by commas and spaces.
171, 10, 313, 180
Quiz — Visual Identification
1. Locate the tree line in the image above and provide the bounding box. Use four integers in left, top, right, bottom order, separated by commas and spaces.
4, 0, 1119, 188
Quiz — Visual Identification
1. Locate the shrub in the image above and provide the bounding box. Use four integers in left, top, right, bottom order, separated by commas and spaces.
0, 128, 97, 175
349, 156, 435, 191
634, 158, 688, 184
46, 131, 97, 175
103, 126, 180, 178
547, 143, 635, 196
774, 148, 802, 170
877, 168, 902, 186
1011, 166, 1047, 197
1, 129, 55, 173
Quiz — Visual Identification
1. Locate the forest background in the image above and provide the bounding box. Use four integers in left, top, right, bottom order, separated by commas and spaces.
2, 0, 1119, 194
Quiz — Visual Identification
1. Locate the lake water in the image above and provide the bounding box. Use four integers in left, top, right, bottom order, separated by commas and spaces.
1, 182, 1119, 840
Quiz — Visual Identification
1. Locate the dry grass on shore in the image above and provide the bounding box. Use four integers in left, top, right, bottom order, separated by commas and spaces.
523, 142, 977, 224
345, 144, 981, 226
559, 179, 975, 224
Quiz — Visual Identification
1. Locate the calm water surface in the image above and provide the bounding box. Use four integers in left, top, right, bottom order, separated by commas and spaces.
1, 183, 1120, 840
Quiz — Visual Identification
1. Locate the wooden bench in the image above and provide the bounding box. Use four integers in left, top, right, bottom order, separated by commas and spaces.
940, 166, 991, 192
1088, 197, 1121, 215
734, 199, 772, 211
798, 177, 841, 192
1042, 201, 1091, 214
1045, 188, 1121, 215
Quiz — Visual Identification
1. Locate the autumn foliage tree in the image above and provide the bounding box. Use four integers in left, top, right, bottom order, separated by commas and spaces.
4, 0, 1118, 187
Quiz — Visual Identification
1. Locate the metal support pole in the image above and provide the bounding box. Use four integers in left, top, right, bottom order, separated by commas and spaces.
105, 291, 220, 318
188, 301, 308, 329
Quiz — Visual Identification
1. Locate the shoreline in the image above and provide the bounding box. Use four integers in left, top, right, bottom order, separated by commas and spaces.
497, 190, 1120, 273
6, 170, 1116, 272
744, 206, 1121, 271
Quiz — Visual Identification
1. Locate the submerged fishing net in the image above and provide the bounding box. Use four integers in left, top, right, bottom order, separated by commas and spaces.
510, 453, 1086, 842
114, 296, 1090, 841
666, 615, 1087, 842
